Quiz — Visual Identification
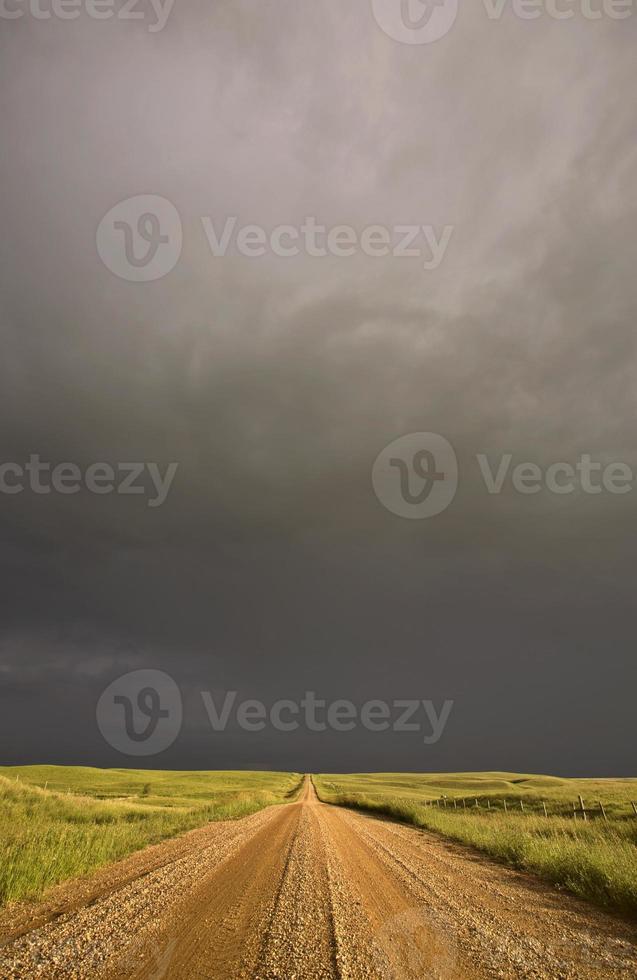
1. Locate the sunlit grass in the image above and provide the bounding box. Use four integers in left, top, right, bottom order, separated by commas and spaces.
0, 768, 301, 906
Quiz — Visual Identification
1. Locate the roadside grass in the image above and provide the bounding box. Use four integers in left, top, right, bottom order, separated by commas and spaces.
314, 771, 637, 810
314, 773, 637, 916
0, 768, 301, 907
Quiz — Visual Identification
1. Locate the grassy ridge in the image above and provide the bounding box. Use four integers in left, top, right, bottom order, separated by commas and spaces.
314, 772, 637, 916
0, 765, 301, 809
0, 767, 300, 907
314, 771, 637, 808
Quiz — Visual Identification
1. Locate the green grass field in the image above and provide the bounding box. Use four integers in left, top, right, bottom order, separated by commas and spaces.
314, 772, 637, 915
0, 766, 301, 907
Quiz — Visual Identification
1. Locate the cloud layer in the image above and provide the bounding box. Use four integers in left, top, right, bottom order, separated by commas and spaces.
0, 1, 635, 773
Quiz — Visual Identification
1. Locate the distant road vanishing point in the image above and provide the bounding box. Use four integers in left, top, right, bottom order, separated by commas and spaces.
1, 777, 636, 978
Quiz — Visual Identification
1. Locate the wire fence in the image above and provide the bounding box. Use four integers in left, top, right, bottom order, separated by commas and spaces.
420, 795, 637, 821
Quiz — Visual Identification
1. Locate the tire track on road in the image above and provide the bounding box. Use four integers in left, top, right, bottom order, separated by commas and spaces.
325, 802, 637, 978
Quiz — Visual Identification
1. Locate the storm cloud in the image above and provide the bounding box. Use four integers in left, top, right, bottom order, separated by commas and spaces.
0, 1, 635, 774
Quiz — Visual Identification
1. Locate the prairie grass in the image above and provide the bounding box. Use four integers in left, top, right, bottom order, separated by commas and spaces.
314, 772, 637, 915
0, 768, 300, 907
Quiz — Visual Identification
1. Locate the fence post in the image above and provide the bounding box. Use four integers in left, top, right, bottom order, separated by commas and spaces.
573, 802, 577, 820
632, 802, 637, 817
503, 799, 507, 813
475, 798, 479, 809
453, 799, 457, 809
599, 801, 607, 822
487, 799, 491, 810
578, 795, 587, 822
520, 800, 524, 813
462, 798, 466, 810
542, 801, 548, 817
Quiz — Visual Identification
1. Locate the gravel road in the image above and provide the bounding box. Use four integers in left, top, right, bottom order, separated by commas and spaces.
1, 778, 636, 978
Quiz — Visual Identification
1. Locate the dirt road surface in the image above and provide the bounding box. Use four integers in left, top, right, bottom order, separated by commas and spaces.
1, 778, 636, 978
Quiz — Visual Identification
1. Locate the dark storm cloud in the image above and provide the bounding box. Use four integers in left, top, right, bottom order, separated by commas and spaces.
0, 1, 635, 773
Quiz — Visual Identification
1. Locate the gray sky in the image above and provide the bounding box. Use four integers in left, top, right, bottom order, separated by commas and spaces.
0, 1, 635, 774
